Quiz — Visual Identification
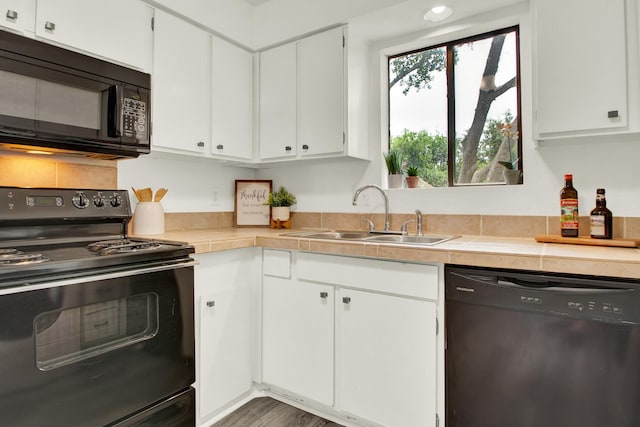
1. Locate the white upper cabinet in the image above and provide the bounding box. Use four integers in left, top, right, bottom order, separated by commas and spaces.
259, 42, 297, 160
259, 26, 348, 161
297, 26, 345, 157
0, 1, 35, 34
152, 9, 212, 155
35, 0, 153, 72
211, 36, 254, 161
533, 0, 639, 140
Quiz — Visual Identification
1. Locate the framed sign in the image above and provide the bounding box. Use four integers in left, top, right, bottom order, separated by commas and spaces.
234, 180, 272, 227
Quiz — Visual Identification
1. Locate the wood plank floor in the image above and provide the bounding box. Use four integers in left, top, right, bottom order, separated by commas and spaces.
212, 397, 345, 427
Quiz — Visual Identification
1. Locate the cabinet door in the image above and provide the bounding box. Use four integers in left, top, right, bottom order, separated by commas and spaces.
336, 288, 437, 427
35, 0, 153, 71
152, 10, 211, 154
262, 276, 333, 405
534, 0, 627, 137
195, 251, 254, 423
211, 36, 253, 160
258, 42, 297, 160
297, 27, 345, 157
0, 1, 35, 34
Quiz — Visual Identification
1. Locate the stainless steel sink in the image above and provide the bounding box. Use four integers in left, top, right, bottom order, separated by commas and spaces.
281, 230, 372, 240
364, 234, 459, 246
281, 230, 459, 246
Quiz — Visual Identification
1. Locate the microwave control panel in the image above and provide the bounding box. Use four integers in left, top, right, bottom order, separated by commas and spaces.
123, 97, 147, 140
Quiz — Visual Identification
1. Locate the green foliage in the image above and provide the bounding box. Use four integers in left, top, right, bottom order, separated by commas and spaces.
264, 186, 297, 207
383, 149, 403, 175
389, 48, 447, 95
391, 129, 448, 187
405, 166, 419, 176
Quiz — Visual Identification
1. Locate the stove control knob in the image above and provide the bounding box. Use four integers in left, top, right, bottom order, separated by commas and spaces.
72, 192, 89, 209
110, 194, 123, 208
93, 194, 105, 208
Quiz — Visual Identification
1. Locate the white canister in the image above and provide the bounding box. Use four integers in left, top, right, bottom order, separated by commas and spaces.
132, 202, 165, 235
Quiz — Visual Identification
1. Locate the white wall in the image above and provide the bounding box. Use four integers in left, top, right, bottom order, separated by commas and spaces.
118, 153, 255, 212
257, 2, 640, 217
123, 0, 640, 218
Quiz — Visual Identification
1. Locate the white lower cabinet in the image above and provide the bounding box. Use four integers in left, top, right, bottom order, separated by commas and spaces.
195, 249, 256, 425
261, 250, 440, 427
336, 287, 437, 427
262, 276, 334, 405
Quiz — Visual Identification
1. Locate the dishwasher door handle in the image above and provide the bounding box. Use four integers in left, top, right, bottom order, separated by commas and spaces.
496, 277, 634, 295
449, 271, 634, 296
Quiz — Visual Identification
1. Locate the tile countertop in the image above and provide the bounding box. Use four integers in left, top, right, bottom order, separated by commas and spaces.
140, 228, 640, 279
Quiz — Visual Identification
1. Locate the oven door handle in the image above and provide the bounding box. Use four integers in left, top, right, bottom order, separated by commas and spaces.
0, 259, 198, 296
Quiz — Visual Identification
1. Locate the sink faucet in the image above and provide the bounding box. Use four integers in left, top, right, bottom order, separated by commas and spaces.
352, 184, 390, 232
415, 209, 424, 236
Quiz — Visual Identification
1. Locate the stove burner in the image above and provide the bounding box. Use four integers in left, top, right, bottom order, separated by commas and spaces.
0, 250, 49, 266
88, 239, 162, 256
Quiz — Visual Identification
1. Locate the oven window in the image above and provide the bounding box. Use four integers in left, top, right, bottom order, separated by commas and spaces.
34, 293, 159, 371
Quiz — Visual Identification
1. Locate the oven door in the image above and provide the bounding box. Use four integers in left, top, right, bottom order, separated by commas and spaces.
0, 262, 195, 427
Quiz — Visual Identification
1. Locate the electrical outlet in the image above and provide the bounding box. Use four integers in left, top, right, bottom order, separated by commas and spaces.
210, 187, 220, 206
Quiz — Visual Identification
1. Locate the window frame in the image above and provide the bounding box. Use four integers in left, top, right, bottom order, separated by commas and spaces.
387, 25, 523, 187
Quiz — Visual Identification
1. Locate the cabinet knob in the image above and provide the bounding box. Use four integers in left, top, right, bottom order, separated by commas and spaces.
196, 141, 205, 148
302, 144, 309, 150
6, 10, 18, 20
206, 300, 215, 308
320, 292, 328, 299
44, 21, 56, 31
216, 144, 224, 150
342, 296, 351, 304
608, 110, 619, 118
285, 146, 292, 152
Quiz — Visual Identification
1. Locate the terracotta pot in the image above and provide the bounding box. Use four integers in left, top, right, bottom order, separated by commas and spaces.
406, 176, 419, 188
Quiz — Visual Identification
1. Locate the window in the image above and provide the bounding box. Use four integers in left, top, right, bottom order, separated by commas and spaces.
388, 26, 521, 187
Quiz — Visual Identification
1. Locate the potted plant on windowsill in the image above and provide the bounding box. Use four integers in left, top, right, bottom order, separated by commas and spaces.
384, 149, 403, 189
497, 122, 521, 185
498, 158, 521, 185
405, 166, 420, 188
264, 186, 297, 222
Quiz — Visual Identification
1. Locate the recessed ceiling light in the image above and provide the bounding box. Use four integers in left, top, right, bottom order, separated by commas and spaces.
424, 5, 453, 22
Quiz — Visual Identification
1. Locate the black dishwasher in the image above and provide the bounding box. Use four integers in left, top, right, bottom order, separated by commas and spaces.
445, 265, 640, 427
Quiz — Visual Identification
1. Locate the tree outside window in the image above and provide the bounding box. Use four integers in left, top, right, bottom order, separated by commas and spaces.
388, 26, 521, 187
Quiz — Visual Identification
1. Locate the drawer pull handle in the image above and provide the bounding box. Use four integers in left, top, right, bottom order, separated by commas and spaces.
285, 146, 292, 152
6, 10, 18, 20
342, 297, 351, 304
44, 21, 56, 31
320, 292, 328, 299
608, 110, 619, 118
302, 144, 309, 150
216, 144, 224, 150
206, 300, 215, 308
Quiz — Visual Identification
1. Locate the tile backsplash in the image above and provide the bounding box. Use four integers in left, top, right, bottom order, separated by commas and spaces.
0, 153, 117, 189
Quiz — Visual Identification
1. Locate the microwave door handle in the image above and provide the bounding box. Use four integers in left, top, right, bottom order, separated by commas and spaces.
107, 85, 122, 138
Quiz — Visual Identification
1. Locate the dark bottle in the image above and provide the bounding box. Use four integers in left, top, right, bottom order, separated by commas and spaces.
590, 188, 613, 239
560, 174, 579, 237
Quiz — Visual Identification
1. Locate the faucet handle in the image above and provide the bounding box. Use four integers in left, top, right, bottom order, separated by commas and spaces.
361, 218, 375, 232
400, 219, 415, 234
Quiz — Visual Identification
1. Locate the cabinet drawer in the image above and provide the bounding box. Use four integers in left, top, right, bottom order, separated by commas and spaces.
263, 249, 291, 278
297, 252, 438, 300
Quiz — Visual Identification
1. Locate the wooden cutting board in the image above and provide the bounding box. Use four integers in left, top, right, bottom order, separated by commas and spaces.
535, 235, 640, 248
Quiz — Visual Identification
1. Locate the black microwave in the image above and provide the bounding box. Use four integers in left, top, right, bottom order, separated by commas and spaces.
0, 31, 150, 159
